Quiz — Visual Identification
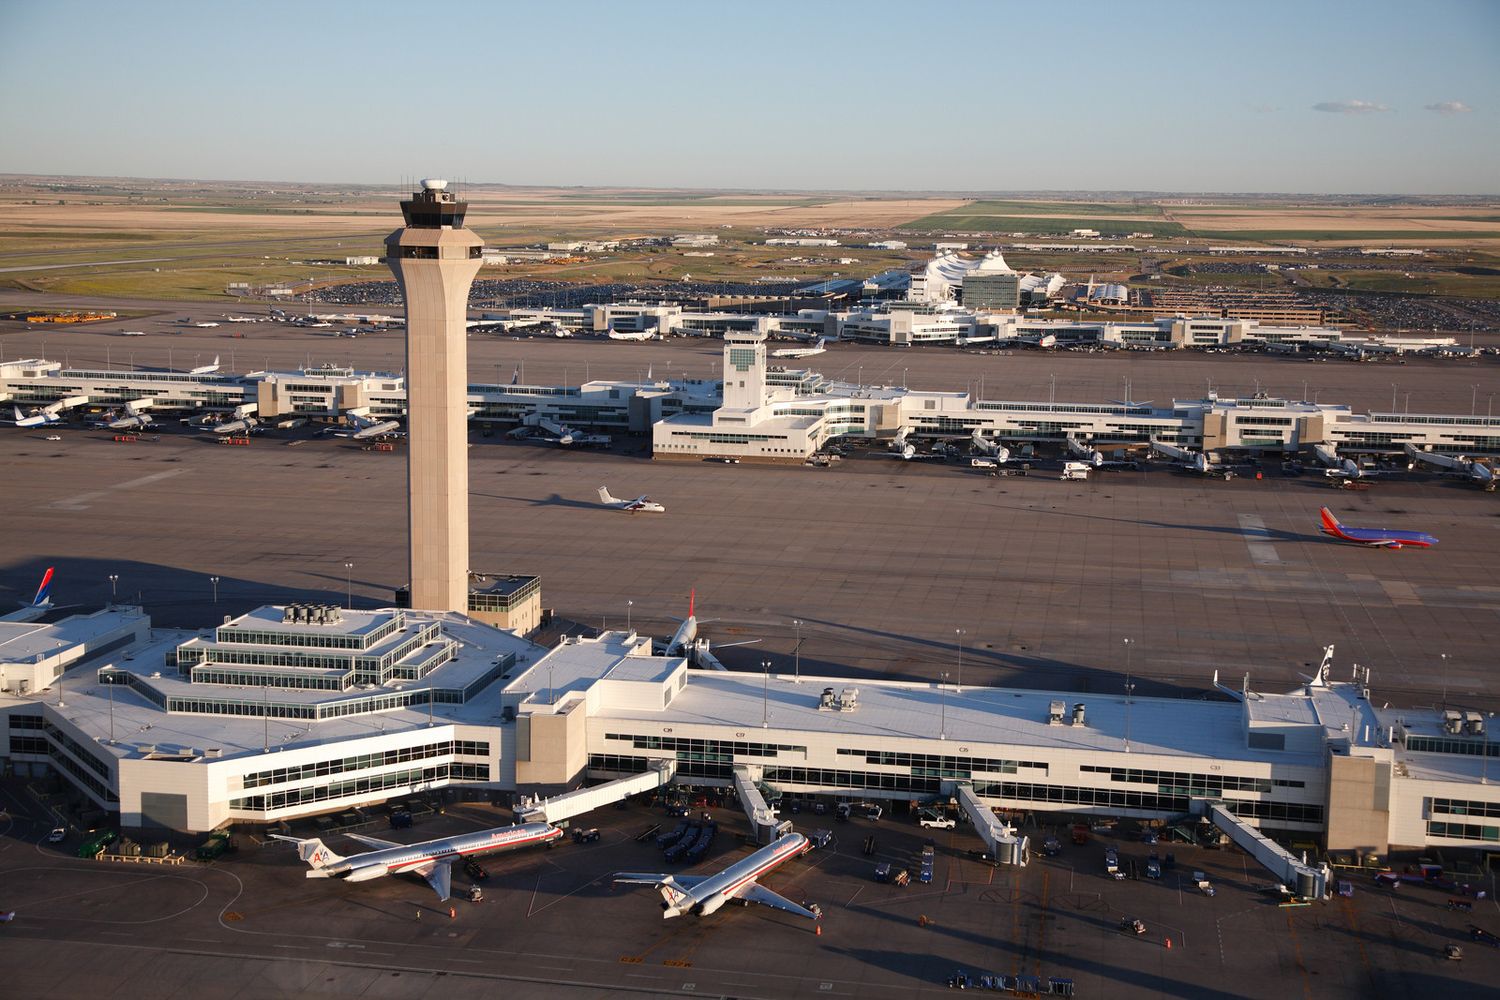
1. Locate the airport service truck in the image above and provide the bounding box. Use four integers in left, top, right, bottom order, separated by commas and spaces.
1060, 462, 1090, 482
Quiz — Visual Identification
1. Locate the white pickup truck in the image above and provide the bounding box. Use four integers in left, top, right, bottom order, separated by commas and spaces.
918, 809, 957, 830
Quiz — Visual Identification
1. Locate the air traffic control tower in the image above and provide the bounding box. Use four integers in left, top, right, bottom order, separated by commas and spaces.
386, 180, 484, 612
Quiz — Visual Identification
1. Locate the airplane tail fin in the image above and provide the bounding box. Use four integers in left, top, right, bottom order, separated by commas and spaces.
31, 567, 54, 608
688, 588, 695, 620
270, 835, 344, 871
598, 486, 620, 506
657, 878, 692, 917
1318, 506, 1342, 535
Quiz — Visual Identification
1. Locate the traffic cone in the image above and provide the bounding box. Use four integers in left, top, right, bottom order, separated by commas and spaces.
1165, 937, 1172, 950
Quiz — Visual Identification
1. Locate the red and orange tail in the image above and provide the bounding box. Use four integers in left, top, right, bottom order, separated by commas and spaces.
687, 588, 695, 619
1318, 507, 1341, 536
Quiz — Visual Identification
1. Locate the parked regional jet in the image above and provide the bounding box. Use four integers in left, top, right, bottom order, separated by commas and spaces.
1066, 436, 1138, 470
1318, 507, 1437, 549
597, 486, 664, 513
969, 430, 1011, 464
190, 321, 220, 328
10, 406, 60, 428
607, 329, 656, 342
771, 338, 827, 359
274, 822, 562, 901
106, 402, 154, 431
614, 831, 819, 920
1150, 439, 1233, 479
1311, 444, 1385, 481
189, 355, 221, 375
1404, 443, 1496, 491
1, 567, 54, 624
330, 410, 401, 441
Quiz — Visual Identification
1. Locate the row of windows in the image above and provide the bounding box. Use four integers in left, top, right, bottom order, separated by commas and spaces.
45, 721, 112, 780
10, 714, 43, 730
1404, 736, 1499, 758
242, 739, 491, 789
191, 666, 348, 691
1428, 821, 1500, 842
230, 762, 489, 813
1080, 765, 1305, 792
1431, 798, 1500, 819
839, 748, 1045, 774
605, 734, 806, 758
10, 736, 47, 755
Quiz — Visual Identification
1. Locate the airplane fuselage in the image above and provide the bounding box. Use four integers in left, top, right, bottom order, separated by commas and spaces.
672, 833, 809, 917
320, 823, 561, 882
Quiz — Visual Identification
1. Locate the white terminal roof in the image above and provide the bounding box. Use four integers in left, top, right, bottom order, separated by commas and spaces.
23, 610, 543, 761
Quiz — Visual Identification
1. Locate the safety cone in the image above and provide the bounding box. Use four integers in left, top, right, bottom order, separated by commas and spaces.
1165, 937, 1172, 950
815, 925, 822, 937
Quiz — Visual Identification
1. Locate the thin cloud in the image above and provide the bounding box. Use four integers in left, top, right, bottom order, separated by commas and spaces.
1312, 99, 1390, 114
1424, 101, 1473, 114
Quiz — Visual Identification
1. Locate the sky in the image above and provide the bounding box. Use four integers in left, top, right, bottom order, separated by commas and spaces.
1, 0, 1496, 194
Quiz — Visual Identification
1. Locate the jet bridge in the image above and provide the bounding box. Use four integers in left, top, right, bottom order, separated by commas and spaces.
954, 782, 1029, 866
1207, 803, 1327, 898
516, 759, 675, 826
733, 764, 791, 845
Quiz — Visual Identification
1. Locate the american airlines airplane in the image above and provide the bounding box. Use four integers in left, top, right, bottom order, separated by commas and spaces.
274, 822, 562, 901
614, 831, 819, 920
1318, 507, 1438, 549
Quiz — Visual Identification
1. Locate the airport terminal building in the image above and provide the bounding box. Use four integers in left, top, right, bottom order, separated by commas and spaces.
2, 604, 1497, 857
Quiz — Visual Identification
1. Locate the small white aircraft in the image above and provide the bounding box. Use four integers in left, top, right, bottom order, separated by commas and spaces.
614, 831, 819, 921
119, 330, 146, 337
224, 315, 261, 323
331, 410, 402, 441
1150, 439, 1232, 479
189, 355, 221, 375
190, 321, 220, 328
772, 337, 827, 359
607, 329, 655, 342
106, 402, 154, 431
1403, 443, 1496, 491
10, 405, 61, 428
597, 486, 664, 513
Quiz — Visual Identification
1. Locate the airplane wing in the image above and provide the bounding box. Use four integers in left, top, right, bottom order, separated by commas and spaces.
410, 859, 454, 902
345, 833, 404, 851
730, 882, 821, 919
612, 873, 713, 889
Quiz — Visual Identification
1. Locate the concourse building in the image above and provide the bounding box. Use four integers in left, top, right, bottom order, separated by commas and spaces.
2, 604, 1496, 860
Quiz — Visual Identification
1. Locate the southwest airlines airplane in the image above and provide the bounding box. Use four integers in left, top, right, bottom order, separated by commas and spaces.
1319, 507, 1438, 549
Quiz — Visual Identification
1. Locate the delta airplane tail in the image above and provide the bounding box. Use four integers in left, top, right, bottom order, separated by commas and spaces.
31, 567, 53, 609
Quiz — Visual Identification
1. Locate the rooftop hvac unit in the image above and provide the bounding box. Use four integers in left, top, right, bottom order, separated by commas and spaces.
1048, 700, 1066, 725
819, 687, 836, 710
1465, 711, 1485, 737
838, 687, 859, 712
1072, 703, 1086, 727
1443, 709, 1463, 735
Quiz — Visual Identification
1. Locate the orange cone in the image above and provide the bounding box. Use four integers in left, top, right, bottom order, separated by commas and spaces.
1165, 937, 1172, 950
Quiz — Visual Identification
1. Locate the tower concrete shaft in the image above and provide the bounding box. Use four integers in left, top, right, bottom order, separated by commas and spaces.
385, 180, 483, 612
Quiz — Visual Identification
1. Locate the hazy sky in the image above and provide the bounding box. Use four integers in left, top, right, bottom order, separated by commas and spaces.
2, 0, 1496, 193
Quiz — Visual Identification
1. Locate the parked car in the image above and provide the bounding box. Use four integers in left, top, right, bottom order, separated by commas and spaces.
47, 827, 66, 844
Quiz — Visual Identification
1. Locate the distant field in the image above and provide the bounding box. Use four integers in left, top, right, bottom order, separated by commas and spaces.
1186, 229, 1500, 242
902, 212, 1187, 236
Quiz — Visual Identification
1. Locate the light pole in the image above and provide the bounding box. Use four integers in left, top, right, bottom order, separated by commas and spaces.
761, 659, 771, 729
343, 562, 354, 609
955, 628, 966, 693
1441, 652, 1449, 709
210, 576, 220, 605
108, 574, 118, 602
626, 600, 633, 633
793, 619, 803, 683
1124, 677, 1136, 754
940, 671, 949, 740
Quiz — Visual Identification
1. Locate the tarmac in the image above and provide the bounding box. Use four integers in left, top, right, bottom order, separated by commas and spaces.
1, 299, 1498, 712
1, 783, 1497, 999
